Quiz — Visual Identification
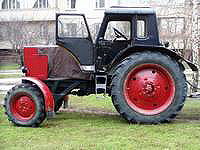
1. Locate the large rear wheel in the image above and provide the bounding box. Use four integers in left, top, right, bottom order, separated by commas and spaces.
4, 83, 46, 127
111, 51, 187, 123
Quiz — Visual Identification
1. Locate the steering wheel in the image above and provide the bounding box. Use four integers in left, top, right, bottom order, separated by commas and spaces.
113, 27, 128, 41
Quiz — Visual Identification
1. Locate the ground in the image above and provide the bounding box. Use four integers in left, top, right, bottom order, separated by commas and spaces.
1, 95, 200, 150
1, 64, 200, 149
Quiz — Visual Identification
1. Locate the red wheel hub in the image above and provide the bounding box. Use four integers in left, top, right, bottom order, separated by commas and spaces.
124, 64, 175, 115
11, 93, 35, 121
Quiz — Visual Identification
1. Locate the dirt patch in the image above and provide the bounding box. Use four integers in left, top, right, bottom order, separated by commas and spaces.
59, 107, 119, 116
60, 107, 200, 123
175, 113, 200, 123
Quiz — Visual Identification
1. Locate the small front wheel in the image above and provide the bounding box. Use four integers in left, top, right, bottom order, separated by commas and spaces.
4, 83, 46, 127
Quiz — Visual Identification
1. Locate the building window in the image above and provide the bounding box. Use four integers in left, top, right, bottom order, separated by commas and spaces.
2, 0, 20, 9
159, 18, 184, 34
66, 0, 76, 9
33, 0, 48, 8
96, 0, 105, 8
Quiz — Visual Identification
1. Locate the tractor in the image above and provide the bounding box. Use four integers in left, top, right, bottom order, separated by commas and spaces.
3, 7, 198, 127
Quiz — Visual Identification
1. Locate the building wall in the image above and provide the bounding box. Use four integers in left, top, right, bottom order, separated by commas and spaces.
0, 0, 111, 49
0, 0, 199, 54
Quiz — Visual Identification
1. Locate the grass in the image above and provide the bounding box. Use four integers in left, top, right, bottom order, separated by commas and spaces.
69, 95, 116, 112
0, 74, 22, 78
0, 64, 20, 70
1, 96, 200, 150
0, 64, 22, 78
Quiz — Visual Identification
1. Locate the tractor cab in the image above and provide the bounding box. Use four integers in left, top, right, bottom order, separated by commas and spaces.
56, 7, 160, 73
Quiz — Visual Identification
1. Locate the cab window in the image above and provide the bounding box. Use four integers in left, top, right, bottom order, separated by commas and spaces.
137, 19, 147, 38
58, 15, 89, 38
104, 21, 131, 41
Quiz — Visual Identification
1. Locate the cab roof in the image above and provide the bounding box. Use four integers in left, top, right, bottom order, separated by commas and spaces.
105, 6, 155, 15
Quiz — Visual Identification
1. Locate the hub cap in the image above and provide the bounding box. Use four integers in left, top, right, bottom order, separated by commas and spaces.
124, 64, 175, 115
11, 93, 35, 121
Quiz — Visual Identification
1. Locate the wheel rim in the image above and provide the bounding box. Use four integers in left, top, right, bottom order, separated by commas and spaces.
10, 93, 36, 121
124, 64, 175, 115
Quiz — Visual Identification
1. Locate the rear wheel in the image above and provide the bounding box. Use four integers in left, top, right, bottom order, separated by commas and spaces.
4, 83, 46, 127
111, 51, 187, 123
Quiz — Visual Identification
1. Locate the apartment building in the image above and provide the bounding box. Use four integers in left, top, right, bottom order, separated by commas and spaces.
0, 0, 199, 53
0, 0, 115, 49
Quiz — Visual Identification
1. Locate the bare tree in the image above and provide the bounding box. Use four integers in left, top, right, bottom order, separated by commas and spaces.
152, 0, 195, 60
0, 21, 54, 48
191, 0, 199, 64
0, 15, 55, 64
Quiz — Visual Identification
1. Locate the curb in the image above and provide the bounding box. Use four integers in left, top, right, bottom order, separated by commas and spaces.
0, 70, 21, 73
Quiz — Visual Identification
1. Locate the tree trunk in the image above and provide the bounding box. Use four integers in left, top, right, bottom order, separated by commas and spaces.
191, 0, 199, 64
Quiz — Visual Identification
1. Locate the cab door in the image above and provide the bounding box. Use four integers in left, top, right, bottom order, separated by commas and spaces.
56, 14, 94, 71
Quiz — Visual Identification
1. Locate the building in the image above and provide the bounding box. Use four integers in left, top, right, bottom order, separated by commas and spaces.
0, 0, 116, 49
0, 0, 199, 58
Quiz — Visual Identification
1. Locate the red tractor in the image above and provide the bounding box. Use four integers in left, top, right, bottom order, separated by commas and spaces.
4, 7, 198, 127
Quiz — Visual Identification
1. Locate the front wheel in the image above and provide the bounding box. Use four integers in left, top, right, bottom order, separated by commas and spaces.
111, 51, 187, 124
4, 83, 46, 127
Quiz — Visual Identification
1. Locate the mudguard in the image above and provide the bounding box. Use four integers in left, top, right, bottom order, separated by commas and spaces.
22, 77, 55, 118
109, 45, 198, 72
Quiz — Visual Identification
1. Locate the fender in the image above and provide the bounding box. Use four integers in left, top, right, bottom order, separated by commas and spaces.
108, 45, 198, 72
22, 77, 55, 117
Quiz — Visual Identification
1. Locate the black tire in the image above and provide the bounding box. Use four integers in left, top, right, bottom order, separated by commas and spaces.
111, 51, 187, 124
4, 83, 46, 127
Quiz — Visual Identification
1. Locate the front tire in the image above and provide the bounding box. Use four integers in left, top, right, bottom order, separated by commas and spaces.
4, 83, 46, 127
111, 51, 187, 124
